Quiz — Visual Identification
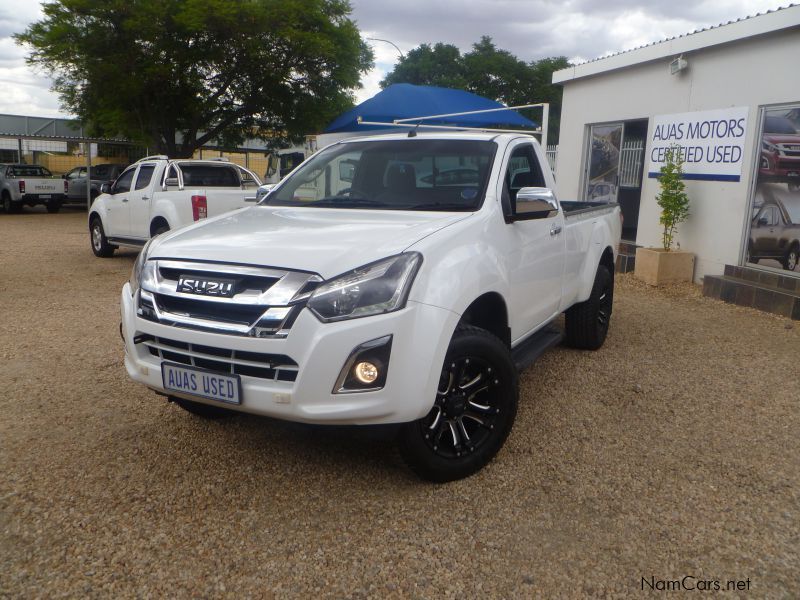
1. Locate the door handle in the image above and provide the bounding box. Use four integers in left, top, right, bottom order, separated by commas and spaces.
550, 224, 562, 236
121, 197, 128, 203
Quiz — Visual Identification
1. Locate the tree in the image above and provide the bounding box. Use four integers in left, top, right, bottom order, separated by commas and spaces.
656, 146, 691, 250
381, 36, 569, 144
380, 43, 466, 91
15, 0, 373, 157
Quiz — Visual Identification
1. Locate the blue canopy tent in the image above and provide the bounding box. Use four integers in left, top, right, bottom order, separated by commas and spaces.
324, 84, 537, 133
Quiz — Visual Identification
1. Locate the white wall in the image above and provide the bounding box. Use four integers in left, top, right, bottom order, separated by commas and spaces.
555, 27, 800, 281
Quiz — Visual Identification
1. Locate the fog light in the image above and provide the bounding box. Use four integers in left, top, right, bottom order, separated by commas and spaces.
333, 335, 393, 393
354, 361, 378, 384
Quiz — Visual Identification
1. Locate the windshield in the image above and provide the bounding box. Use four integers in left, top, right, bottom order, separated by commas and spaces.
263, 138, 497, 211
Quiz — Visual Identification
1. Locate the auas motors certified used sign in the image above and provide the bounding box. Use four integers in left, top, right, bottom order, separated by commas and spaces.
647, 106, 749, 182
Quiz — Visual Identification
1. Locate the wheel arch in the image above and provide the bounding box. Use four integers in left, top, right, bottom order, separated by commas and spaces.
459, 292, 511, 347
150, 216, 170, 236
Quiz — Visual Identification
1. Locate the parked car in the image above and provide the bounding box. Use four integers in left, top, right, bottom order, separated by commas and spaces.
64, 163, 127, 203
88, 156, 262, 257
119, 132, 622, 481
1, 163, 67, 213
760, 116, 800, 192
749, 198, 800, 271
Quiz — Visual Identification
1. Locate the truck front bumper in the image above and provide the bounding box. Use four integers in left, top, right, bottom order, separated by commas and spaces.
120, 283, 460, 425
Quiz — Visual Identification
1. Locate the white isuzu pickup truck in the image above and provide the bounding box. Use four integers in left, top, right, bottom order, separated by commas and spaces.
1, 163, 67, 213
88, 156, 261, 257
120, 132, 621, 481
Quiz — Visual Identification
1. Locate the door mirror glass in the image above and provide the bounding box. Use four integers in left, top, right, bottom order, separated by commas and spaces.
338, 159, 357, 183
511, 187, 559, 221
100, 182, 111, 194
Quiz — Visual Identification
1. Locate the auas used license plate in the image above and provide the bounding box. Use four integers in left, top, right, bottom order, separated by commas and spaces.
161, 362, 241, 404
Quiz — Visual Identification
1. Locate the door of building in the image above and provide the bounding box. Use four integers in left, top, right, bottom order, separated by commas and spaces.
584, 120, 646, 241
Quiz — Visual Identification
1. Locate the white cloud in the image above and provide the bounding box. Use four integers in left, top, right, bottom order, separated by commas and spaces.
0, 0, 790, 118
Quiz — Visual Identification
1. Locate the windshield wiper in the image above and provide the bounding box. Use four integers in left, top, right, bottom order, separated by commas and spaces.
406, 202, 472, 211
311, 197, 385, 207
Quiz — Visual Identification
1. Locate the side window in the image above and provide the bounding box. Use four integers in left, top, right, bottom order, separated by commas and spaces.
501, 144, 553, 219
767, 207, 779, 226
135, 165, 155, 190
113, 168, 135, 194
238, 167, 259, 189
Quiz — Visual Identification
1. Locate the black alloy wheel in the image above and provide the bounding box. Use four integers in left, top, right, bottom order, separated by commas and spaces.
423, 356, 502, 459
398, 325, 518, 482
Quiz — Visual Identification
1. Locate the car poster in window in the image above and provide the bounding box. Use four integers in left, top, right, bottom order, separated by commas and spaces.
746, 105, 800, 275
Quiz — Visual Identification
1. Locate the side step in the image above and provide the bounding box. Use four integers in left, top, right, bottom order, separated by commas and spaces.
108, 236, 147, 248
511, 324, 564, 373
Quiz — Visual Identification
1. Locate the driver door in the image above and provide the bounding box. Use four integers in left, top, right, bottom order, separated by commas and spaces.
105, 166, 136, 237
501, 141, 565, 340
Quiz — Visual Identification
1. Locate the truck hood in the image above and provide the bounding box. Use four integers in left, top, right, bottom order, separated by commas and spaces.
149, 205, 471, 278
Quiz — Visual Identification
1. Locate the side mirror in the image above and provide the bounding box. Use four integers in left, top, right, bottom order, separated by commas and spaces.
100, 182, 111, 194
254, 183, 275, 202
339, 159, 357, 183
508, 187, 560, 222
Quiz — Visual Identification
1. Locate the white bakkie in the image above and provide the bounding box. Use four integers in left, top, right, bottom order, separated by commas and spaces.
88, 156, 261, 256
120, 132, 621, 481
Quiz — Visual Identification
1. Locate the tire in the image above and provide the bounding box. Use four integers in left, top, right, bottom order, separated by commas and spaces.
2, 193, 20, 214
565, 264, 613, 351
152, 222, 169, 236
170, 396, 237, 419
89, 217, 116, 257
783, 244, 799, 272
46, 199, 62, 213
397, 325, 518, 482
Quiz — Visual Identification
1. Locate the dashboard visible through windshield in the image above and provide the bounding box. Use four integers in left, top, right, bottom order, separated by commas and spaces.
264, 139, 497, 211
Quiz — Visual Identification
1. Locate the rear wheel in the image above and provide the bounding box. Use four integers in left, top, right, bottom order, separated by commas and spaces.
151, 220, 169, 236
170, 396, 236, 419
2, 192, 20, 214
90, 217, 116, 257
397, 325, 518, 482
783, 244, 799, 272
565, 264, 613, 350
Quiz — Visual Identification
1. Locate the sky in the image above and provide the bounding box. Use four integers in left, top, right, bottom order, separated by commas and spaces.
0, 0, 791, 118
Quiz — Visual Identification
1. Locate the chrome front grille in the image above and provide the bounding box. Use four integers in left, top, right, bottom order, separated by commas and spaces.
138, 259, 321, 337
135, 334, 299, 382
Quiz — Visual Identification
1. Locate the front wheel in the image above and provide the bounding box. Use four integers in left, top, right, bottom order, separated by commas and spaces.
90, 217, 116, 257
783, 245, 799, 272
397, 325, 518, 482
565, 264, 613, 350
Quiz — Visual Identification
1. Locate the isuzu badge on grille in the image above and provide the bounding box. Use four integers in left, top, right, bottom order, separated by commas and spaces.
177, 276, 236, 297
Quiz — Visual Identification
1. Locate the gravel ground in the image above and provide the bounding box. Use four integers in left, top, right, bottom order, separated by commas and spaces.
1, 209, 798, 598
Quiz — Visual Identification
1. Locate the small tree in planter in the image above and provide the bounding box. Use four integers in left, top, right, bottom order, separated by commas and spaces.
656, 146, 691, 250
634, 145, 695, 284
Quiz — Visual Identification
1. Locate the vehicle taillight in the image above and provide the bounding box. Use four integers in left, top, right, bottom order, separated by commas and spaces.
191, 195, 207, 221
19, 181, 25, 194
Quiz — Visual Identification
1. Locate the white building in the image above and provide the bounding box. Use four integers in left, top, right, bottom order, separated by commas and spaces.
552, 5, 800, 284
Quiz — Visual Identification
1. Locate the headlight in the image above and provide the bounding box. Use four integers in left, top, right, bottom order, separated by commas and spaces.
306, 253, 422, 322
129, 239, 153, 296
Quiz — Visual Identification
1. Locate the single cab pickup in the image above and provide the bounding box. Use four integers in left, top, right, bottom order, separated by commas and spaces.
1, 163, 67, 213
120, 133, 622, 481
88, 156, 261, 256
